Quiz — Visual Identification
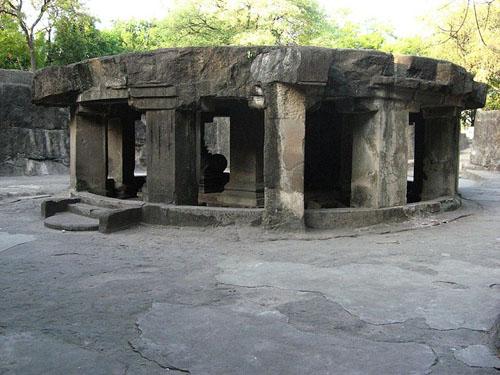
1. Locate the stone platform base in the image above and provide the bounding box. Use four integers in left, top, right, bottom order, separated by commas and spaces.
198, 190, 264, 208
305, 196, 461, 229
143, 204, 263, 227
42, 193, 461, 232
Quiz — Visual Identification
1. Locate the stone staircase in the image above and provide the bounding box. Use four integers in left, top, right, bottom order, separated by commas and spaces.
42, 194, 143, 233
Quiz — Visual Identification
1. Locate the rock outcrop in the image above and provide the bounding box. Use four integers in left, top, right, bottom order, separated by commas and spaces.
471, 110, 500, 170
0, 69, 69, 176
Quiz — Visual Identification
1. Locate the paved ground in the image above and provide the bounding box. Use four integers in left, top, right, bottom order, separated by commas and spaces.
0, 175, 69, 201
0, 172, 499, 374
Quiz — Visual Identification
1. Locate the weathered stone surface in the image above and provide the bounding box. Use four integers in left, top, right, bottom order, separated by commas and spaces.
350, 99, 408, 208
263, 83, 306, 229
1, 171, 500, 374
145, 109, 197, 205
31, 47, 489, 229
41, 197, 80, 218
69, 111, 107, 195
0, 69, 69, 176
135, 116, 147, 173
471, 110, 500, 171
0, 332, 126, 374
44, 212, 99, 231
33, 47, 487, 111
454, 345, 500, 369
131, 302, 437, 375
420, 107, 461, 200
0, 232, 35, 253
204, 117, 230, 157
217, 258, 500, 331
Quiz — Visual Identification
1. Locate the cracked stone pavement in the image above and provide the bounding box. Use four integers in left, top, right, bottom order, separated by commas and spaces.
0, 171, 499, 374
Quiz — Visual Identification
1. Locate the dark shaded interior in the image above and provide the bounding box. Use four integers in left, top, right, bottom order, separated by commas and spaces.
198, 99, 264, 208
407, 111, 425, 203
105, 103, 144, 199
305, 103, 352, 209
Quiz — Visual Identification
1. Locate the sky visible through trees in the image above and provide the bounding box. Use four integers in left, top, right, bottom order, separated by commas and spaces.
0, 0, 498, 108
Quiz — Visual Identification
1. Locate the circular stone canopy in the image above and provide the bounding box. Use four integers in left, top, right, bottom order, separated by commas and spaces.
33, 46, 487, 112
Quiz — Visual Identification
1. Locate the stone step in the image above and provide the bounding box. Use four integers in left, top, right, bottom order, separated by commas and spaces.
44, 212, 99, 232
67, 203, 112, 219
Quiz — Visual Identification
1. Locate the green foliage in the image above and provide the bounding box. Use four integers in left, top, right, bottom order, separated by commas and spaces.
47, 12, 124, 65
485, 75, 500, 110
427, 1, 500, 110
0, 0, 497, 112
311, 20, 390, 50
382, 36, 430, 56
108, 20, 161, 52
0, 15, 30, 69
155, 0, 327, 47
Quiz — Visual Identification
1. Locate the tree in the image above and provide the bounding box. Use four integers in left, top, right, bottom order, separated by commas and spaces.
152, 0, 327, 47
311, 18, 392, 50
0, 0, 53, 71
108, 20, 161, 52
47, 11, 124, 65
0, 15, 30, 69
428, 0, 500, 109
382, 36, 430, 57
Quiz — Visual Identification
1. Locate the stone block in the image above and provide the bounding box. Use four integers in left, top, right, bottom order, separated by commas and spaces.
41, 198, 80, 218
99, 207, 142, 234
471, 110, 500, 171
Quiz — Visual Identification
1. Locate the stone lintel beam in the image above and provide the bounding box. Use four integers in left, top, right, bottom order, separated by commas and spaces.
422, 106, 461, 119
420, 107, 461, 200
349, 99, 409, 208
77, 88, 128, 103
128, 86, 178, 111
333, 98, 393, 114
263, 83, 306, 230
145, 109, 198, 205
76, 104, 107, 118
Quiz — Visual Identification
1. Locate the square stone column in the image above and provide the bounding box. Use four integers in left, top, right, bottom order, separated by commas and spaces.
221, 107, 264, 207
349, 99, 409, 208
420, 107, 461, 200
70, 107, 108, 196
145, 109, 198, 205
107, 115, 136, 189
263, 83, 306, 230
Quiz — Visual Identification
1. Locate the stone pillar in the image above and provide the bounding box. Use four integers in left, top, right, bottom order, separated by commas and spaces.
412, 112, 425, 201
263, 83, 306, 229
420, 107, 461, 200
338, 116, 353, 204
349, 99, 408, 208
145, 109, 197, 205
221, 107, 264, 207
107, 115, 135, 189
70, 107, 108, 195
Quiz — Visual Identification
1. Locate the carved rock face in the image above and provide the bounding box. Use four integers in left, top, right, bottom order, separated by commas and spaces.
0, 69, 69, 176
32, 47, 487, 112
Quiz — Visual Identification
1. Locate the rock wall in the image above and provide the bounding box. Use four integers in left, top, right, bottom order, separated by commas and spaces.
0, 69, 69, 176
204, 117, 230, 162
471, 110, 500, 171
135, 116, 147, 175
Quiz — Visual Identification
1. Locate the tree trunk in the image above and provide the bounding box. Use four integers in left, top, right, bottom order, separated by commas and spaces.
28, 36, 37, 72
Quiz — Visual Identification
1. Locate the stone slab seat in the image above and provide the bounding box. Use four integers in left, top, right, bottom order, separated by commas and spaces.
41, 196, 143, 234
67, 202, 112, 219
44, 212, 99, 231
